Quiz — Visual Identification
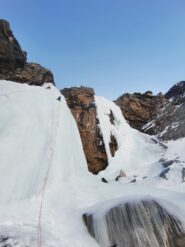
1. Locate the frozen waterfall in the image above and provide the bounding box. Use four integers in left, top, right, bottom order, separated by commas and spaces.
85, 199, 185, 247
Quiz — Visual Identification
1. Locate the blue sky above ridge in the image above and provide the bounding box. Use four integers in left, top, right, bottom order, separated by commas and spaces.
1, 0, 185, 99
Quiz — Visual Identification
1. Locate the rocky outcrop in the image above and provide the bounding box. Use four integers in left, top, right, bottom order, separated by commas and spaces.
115, 91, 166, 131
115, 81, 185, 141
0, 19, 54, 85
61, 87, 108, 174
61, 83, 185, 172
85, 199, 185, 247
5, 62, 54, 85
143, 101, 185, 140
143, 81, 185, 140
0, 20, 26, 71
165, 81, 185, 104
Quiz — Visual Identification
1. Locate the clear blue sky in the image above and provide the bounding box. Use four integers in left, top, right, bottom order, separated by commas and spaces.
1, 0, 185, 99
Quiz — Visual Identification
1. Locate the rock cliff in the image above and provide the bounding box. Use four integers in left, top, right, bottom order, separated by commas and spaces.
0, 19, 54, 85
114, 91, 166, 132
143, 81, 185, 140
115, 81, 185, 141
61, 87, 108, 174
165, 81, 185, 104
62, 82, 185, 173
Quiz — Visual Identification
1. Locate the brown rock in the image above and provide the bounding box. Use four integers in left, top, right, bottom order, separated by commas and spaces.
115, 85, 185, 141
0, 19, 54, 85
61, 86, 108, 174
141, 82, 185, 140
0, 19, 26, 73
5, 62, 54, 85
175, 233, 185, 247
114, 91, 166, 132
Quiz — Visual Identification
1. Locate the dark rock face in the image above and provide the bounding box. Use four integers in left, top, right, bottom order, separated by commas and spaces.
0, 20, 26, 72
115, 82, 185, 141
115, 92, 166, 132
85, 199, 185, 247
7, 62, 54, 85
143, 101, 185, 140
143, 82, 185, 140
61, 86, 108, 174
165, 81, 185, 104
109, 135, 118, 157
0, 19, 54, 85
176, 233, 185, 247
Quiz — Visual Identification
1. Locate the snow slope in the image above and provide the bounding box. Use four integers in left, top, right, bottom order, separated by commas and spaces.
0, 80, 98, 247
95, 96, 164, 180
0, 80, 185, 247
95, 96, 185, 192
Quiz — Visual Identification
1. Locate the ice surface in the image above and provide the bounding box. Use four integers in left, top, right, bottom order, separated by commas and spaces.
0, 80, 98, 246
95, 96, 165, 181
95, 96, 185, 190
0, 80, 185, 246
86, 199, 185, 247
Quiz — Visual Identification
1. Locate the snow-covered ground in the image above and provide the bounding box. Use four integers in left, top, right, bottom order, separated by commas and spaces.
95, 96, 185, 192
95, 96, 164, 180
0, 80, 185, 247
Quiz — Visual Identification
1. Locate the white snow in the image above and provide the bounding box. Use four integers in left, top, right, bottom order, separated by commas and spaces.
0, 80, 98, 247
95, 96, 164, 181
0, 80, 185, 246
95, 95, 185, 194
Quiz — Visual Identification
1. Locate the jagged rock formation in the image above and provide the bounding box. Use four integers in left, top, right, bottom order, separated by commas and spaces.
0, 20, 26, 70
85, 199, 185, 247
115, 91, 166, 131
115, 81, 185, 141
165, 81, 185, 104
61, 82, 185, 173
0, 19, 54, 85
143, 81, 185, 140
61, 87, 108, 174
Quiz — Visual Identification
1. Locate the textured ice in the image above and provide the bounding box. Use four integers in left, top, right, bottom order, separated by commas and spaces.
0, 80, 185, 246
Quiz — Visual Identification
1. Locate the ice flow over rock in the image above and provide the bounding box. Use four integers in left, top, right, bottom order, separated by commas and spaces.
0, 80, 185, 247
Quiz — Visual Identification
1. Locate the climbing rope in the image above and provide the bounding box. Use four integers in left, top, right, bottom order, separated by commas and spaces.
36, 99, 61, 247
